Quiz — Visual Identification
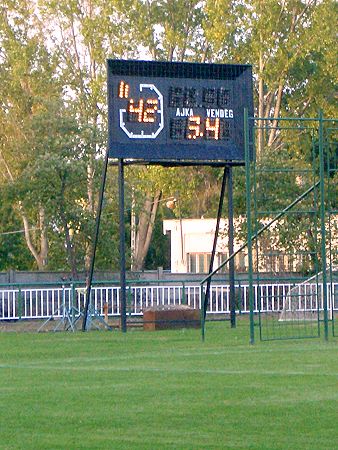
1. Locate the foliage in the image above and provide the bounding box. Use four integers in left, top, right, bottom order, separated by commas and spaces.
0, 0, 336, 271
0, 188, 31, 270
204, 0, 337, 152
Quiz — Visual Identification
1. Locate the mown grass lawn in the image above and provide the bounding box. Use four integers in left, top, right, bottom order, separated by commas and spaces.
0, 321, 337, 449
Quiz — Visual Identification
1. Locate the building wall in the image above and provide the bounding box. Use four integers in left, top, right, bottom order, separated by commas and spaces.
163, 216, 338, 274
163, 218, 236, 273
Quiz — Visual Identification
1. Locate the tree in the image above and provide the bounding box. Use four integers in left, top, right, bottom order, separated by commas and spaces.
125, 0, 217, 270
0, 187, 32, 270
1, 0, 336, 273
37, 0, 142, 270
133, 0, 207, 61
204, 0, 337, 155
0, 0, 64, 269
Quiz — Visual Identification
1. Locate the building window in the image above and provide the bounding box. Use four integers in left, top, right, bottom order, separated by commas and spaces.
217, 253, 229, 273
189, 253, 197, 273
188, 253, 211, 273
235, 252, 246, 271
188, 253, 234, 273
199, 254, 205, 272
264, 252, 293, 273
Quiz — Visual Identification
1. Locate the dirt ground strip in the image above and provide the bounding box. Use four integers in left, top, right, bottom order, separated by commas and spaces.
0, 318, 118, 333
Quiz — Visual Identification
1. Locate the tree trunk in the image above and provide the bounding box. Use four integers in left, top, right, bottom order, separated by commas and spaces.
257, 49, 265, 158
85, 155, 95, 271
60, 213, 79, 280
268, 82, 284, 147
59, 180, 79, 280
132, 191, 162, 271
21, 205, 48, 270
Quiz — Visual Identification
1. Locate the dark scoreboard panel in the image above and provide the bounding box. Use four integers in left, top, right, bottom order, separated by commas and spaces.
107, 60, 253, 162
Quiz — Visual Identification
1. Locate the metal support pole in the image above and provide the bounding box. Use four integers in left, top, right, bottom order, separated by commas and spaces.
130, 187, 136, 271
82, 148, 109, 331
244, 108, 255, 345
227, 166, 236, 328
71, 283, 76, 323
202, 166, 227, 341
318, 111, 329, 341
118, 159, 127, 333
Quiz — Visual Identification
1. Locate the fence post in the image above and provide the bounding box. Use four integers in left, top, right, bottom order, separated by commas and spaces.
245, 108, 255, 344
182, 282, 187, 305
238, 281, 242, 315
62, 284, 66, 321
18, 287, 22, 320
127, 284, 132, 317
71, 283, 76, 323
318, 110, 329, 341
201, 284, 206, 341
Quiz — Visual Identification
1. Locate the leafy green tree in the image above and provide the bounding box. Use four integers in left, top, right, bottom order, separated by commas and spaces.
0, 188, 32, 270
38, 0, 140, 270
1, 0, 336, 273
0, 0, 64, 269
133, 0, 207, 61
124, 0, 219, 269
204, 0, 337, 155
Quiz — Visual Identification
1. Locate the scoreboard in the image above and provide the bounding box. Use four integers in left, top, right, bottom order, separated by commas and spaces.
107, 60, 253, 163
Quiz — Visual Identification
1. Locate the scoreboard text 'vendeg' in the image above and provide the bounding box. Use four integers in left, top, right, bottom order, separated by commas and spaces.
107, 59, 254, 163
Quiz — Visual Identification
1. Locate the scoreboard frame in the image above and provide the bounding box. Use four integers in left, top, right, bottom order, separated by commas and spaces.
107, 59, 254, 164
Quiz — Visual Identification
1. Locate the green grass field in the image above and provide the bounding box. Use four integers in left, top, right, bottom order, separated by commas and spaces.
0, 321, 337, 450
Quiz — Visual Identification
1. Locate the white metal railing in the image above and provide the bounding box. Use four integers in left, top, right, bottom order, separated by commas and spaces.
0, 282, 337, 321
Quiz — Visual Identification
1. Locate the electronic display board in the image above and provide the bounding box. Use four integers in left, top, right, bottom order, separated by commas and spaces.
107, 60, 253, 162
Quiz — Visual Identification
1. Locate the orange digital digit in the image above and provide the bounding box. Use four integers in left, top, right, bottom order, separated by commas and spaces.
205, 118, 220, 140
118, 81, 129, 98
187, 116, 202, 140
128, 98, 144, 122
143, 99, 158, 123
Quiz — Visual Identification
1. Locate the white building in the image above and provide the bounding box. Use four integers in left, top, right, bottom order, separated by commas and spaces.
163, 216, 338, 274
163, 218, 246, 274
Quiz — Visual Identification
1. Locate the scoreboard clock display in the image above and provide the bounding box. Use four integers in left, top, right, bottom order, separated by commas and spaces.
107, 60, 253, 163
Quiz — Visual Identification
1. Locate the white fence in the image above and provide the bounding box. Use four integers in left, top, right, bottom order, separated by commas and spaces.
0, 282, 337, 321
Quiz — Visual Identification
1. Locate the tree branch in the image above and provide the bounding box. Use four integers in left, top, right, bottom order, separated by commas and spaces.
268, 82, 284, 147
0, 150, 15, 181
21, 211, 41, 265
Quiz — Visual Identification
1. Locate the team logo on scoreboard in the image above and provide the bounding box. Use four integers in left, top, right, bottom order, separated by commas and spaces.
118, 81, 164, 139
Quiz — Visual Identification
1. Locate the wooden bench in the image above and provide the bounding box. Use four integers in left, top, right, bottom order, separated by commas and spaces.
143, 305, 201, 331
